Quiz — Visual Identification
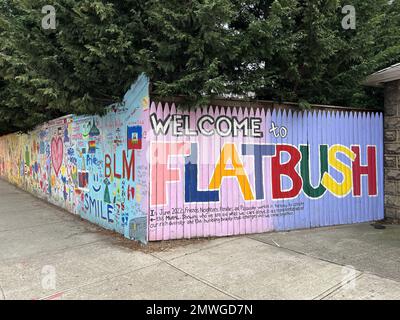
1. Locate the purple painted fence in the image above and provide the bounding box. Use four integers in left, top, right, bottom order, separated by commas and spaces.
147, 102, 384, 241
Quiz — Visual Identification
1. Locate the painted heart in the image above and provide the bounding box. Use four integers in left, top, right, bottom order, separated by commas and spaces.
51, 137, 63, 176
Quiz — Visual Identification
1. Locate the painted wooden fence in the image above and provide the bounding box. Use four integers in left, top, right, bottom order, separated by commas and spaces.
147, 102, 384, 241
0, 74, 150, 243
0, 75, 384, 243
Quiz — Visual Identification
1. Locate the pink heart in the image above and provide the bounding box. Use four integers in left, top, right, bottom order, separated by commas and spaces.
51, 137, 63, 175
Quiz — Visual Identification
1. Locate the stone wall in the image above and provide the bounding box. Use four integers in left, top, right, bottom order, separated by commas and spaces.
384, 80, 400, 220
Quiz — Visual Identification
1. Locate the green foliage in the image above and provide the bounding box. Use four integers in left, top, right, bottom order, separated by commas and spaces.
0, 0, 399, 134
0, 0, 146, 134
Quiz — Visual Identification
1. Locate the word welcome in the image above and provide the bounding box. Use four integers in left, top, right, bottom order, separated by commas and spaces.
150, 113, 263, 137
150, 142, 378, 206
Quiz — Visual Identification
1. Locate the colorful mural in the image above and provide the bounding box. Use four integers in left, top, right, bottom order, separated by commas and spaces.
0, 74, 384, 243
147, 103, 384, 241
0, 74, 150, 243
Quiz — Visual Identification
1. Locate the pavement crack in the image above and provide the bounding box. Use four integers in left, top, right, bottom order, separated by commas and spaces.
247, 235, 355, 269
165, 237, 241, 263
37, 260, 163, 300
150, 252, 242, 300
0, 220, 65, 234
247, 235, 400, 285
313, 272, 364, 300
0, 239, 107, 264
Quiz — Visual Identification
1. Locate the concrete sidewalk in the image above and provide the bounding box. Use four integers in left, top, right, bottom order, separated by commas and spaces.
0, 180, 399, 300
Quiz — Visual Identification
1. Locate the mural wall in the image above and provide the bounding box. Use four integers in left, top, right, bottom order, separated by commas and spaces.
0, 74, 150, 243
148, 103, 384, 241
0, 74, 384, 242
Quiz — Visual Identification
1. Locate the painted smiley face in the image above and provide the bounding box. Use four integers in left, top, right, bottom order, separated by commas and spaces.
92, 173, 102, 192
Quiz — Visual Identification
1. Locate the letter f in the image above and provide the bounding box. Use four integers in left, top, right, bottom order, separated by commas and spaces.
151, 142, 191, 206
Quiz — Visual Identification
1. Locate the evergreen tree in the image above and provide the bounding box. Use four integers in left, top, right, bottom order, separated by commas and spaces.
0, 0, 399, 134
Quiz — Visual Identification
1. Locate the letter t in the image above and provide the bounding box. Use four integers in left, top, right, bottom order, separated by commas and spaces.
242, 144, 276, 200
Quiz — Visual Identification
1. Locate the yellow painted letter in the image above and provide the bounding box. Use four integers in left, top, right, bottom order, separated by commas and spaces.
322, 145, 356, 197
209, 143, 254, 200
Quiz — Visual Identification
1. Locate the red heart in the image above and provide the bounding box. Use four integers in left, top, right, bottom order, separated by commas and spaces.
51, 137, 63, 175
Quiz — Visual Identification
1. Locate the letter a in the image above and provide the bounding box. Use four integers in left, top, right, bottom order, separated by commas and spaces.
209, 143, 254, 201
42, 5, 56, 30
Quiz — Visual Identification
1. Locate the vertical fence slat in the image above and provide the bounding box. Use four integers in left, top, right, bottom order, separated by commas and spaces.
264, 108, 273, 232
378, 112, 385, 220
343, 111, 352, 225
